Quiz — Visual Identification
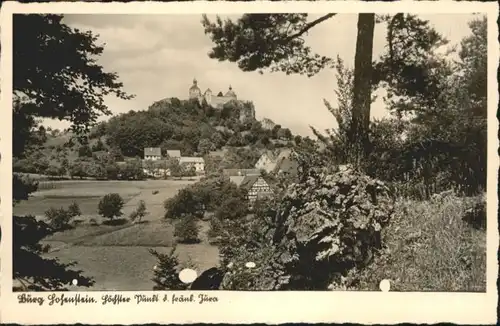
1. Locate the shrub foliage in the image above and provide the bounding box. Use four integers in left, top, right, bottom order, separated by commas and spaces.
174, 216, 200, 244
219, 166, 395, 290
149, 247, 188, 290
129, 200, 148, 223
98, 193, 124, 220
44, 207, 73, 231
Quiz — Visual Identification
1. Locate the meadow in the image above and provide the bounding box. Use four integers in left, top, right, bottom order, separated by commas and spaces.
14, 179, 486, 292
14, 178, 220, 291
351, 193, 487, 292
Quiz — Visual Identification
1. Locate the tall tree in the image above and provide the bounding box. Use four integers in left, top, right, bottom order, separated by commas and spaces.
350, 14, 375, 161
202, 13, 374, 161
13, 14, 133, 291
13, 14, 133, 139
370, 15, 486, 195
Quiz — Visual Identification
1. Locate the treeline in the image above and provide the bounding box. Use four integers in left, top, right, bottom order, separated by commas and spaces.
14, 155, 145, 180
314, 17, 487, 199
14, 96, 301, 178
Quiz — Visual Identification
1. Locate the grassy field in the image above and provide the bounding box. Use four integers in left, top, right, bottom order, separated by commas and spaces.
354, 193, 486, 292
44, 244, 220, 291
14, 179, 192, 218
15, 179, 221, 291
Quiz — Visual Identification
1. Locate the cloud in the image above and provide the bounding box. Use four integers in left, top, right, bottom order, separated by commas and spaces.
51, 13, 479, 137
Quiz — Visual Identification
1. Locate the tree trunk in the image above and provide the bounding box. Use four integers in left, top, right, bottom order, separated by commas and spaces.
350, 13, 375, 163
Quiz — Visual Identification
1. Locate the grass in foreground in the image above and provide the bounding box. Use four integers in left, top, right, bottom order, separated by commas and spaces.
354, 193, 486, 292
79, 220, 175, 247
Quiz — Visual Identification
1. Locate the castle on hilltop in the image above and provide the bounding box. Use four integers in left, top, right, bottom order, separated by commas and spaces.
189, 78, 239, 108
188, 78, 256, 123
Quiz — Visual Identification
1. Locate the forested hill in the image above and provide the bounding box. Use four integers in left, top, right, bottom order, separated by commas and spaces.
89, 97, 295, 158
17, 96, 300, 172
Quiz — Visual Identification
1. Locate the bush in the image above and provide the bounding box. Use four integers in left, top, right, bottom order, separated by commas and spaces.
216, 169, 397, 291
208, 196, 250, 247
273, 168, 394, 290
164, 176, 245, 219
98, 193, 124, 220
214, 197, 248, 221
149, 247, 188, 290
220, 167, 395, 291
129, 200, 148, 223
152, 190, 159, 195
164, 188, 204, 219
207, 216, 223, 244
44, 207, 73, 231
89, 218, 98, 226
220, 245, 286, 290
67, 202, 81, 218
174, 216, 200, 244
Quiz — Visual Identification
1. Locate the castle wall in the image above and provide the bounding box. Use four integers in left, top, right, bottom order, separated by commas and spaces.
210, 95, 236, 108
190, 81, 254, 122
201, 94, 236, 108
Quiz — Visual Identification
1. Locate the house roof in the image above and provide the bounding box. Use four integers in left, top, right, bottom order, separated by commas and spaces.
259, 150, 278, 162
276, 148, 292, 160
179, 157, 205, 164
229, 175, 246, 187
275, 157, 299, 175
144, 147, 161, 156
239, 175, 261, 190
259, 148, 293, 164
166, 150, 181, 158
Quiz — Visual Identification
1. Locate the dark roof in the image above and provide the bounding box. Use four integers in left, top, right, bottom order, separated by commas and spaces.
239, 175, 261, 190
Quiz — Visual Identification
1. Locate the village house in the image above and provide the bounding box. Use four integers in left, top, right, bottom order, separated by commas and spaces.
179, 157, 205, 174
144, 147, 162, 160
254, 149, 293, 173
254, 150, 279, 173
229, 175, 273, 207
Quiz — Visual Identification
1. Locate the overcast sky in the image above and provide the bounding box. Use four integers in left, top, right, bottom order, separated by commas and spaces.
44, 13, 479, 136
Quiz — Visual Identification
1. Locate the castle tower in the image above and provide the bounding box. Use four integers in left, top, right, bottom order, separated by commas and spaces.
204, 88, 212, 106
189, 78, 201, 99
224, 85, 237, 100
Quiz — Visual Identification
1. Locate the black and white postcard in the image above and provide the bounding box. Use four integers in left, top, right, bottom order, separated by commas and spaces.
0, 1, 498, 324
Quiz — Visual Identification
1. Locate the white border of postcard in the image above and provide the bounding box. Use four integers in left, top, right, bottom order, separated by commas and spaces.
1, 1, 499, 324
